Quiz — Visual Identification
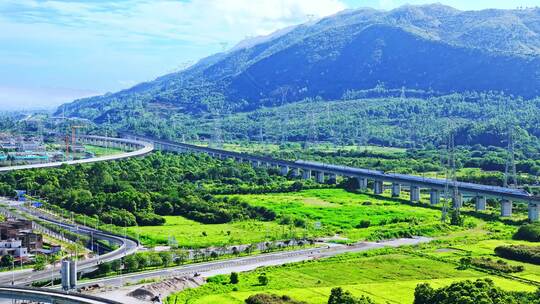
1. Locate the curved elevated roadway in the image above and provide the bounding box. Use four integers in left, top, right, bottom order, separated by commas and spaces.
0, 201, 139, 286
0, 135, 149, 284
125, 134, 539, 221
0, 135, 153, 173
0, 286, 122, 304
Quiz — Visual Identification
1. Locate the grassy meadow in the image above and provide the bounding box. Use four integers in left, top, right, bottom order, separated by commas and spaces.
161, 189, 539, 304
128, 216, 308, 248
128, 188, 464, 248
166, 248, 537, 304
84, 145, 123, 157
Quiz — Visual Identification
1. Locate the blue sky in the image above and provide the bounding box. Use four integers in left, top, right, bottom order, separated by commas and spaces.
1, 0, 539, 110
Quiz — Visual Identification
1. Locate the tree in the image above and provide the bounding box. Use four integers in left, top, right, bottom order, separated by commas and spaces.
413, 283, 435, 304
33, 255, 46, 271
98, 262, 112, 275
413, 279, 520, 304
0, 255, 13, 268
230, 272, 239, 284
136, 253, 151, 269
111, 259, 122, 273
450, 209, 464, 226
124, 255, 139, 272
258, 273, 268, 286
328, 287, 374, 304
159, 252, 173, 267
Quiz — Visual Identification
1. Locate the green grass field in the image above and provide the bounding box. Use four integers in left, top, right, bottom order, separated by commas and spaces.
127, 216, 308, 248
228, 189, 457, 241
84, 145, 123, 157
129, 189, 461, 248
162, 189, 539, 304
167, 250, 537, 304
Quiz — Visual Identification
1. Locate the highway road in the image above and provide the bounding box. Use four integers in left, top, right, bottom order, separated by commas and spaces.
0, 199, 139, 286
0, 286, 122, 304
81, 237, 431, 288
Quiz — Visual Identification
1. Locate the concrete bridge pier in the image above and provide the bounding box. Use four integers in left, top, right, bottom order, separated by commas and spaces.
291, 168, 300, 178
315, 171, 325, 183
374, 181, 384, 195
410, 186, 420, 202
391, 183, 401, 197
501, 199, 513, 217
356, 177, 368, 191
328, 173, 337, 184
280, 165, 289, 176
529, 202, 539, 222
475, 196, 487, 211
429, 189, 440, 205
452, 192, 463, 209
302, 169, 312, 180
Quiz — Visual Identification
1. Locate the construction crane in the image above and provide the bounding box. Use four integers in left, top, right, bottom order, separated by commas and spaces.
64, 125, 84, 160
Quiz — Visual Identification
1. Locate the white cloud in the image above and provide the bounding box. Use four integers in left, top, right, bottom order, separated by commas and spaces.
0, 0, 347, 107
2, 0, 346, 45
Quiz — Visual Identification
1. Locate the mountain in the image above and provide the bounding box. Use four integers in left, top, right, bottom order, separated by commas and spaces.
58, 4, 540, 120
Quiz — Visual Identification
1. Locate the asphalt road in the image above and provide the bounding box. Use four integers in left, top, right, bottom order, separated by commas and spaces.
83, 237, 431, 290
0, 199, 139, 286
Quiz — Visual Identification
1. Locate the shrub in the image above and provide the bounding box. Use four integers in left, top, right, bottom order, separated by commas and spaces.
514, 223, 540, 242
258, 273, 269, 286
134, 211, 165, 226
328, 287, 374, 304
293, 218, 306, 228
279, 216, 292, 225
230, 272, 239, 284
495, 245, 540, 265
245, 293, 306, 304
356, 220, 371, 228
464, 257, 524, 273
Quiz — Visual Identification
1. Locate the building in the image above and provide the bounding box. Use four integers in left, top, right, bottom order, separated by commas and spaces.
16, 140, 45, 152
0, 219, 32, 240
0, 219, 43, 259
8, 152, 49, 164
0, 239, 28, 258
18, 230, 43, 253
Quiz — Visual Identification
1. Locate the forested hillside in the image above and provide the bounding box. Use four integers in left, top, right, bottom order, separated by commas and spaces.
91, 92, 540, 154
57, 4, 540, 120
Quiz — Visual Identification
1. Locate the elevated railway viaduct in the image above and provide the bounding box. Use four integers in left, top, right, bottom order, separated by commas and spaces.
125, 134, 539, 222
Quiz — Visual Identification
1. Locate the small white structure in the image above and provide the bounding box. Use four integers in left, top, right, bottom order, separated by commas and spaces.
0, 239, 28, 257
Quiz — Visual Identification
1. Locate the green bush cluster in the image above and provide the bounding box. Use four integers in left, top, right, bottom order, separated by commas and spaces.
494, 245, 540, 265
244, 293, 306, 304
513, 223, 540, 242
414, 278, 540, 304
459, 257, 524, 273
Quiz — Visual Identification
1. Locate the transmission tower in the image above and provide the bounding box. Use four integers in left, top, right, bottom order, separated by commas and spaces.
442, 124, 458, 222
306, 109, 318, 148
211, 110, 223, 148
326, 103, 336, 144
504, 125, 518, 188
278, 86, 290, 145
